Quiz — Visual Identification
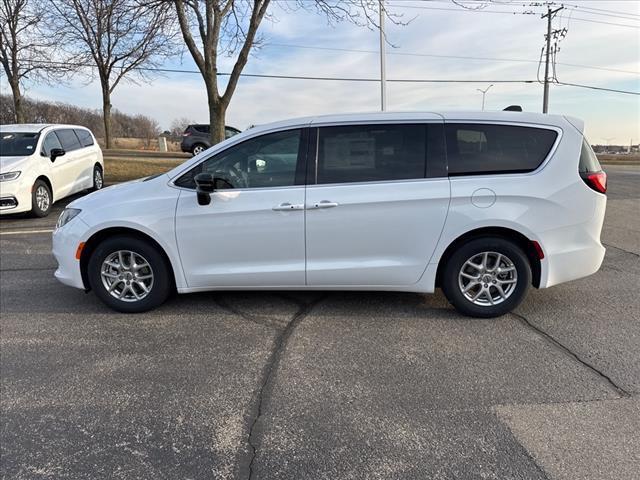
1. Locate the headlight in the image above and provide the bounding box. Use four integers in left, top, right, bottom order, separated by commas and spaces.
0, 171, 21, 182
56, 208, 82, 229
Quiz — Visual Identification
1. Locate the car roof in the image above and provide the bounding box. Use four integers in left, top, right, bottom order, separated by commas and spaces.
0, 124, 92, 133
244, 110, 576, 136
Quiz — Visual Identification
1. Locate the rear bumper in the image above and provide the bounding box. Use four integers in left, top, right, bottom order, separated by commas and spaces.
539, 194, 607, 288
52, 217, 90, 289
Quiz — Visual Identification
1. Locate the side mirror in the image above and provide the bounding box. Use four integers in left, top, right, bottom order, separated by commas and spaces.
50, 148, 65, 162
194, 172, 215, 206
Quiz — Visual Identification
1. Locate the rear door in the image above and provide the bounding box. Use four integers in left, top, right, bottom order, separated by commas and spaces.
305, 121, 450, 286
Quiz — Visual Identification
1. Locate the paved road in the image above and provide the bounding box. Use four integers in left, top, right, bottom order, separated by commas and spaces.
1, 166, 638, 479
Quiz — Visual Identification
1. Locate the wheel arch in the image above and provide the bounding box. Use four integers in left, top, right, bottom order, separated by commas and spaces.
79, 227, 177, 292
435, 226, 542, 289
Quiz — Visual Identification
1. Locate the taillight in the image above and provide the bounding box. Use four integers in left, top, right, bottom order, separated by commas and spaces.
582, 171, 607, 194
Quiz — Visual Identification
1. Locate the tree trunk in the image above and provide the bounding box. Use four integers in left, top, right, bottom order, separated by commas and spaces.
9, 79, 25, 123
207, 85, 226, 145
102, 88, 113, 149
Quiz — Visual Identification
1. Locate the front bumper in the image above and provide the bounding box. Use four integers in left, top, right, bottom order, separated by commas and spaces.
0, 179, 32, 214
52, 217, 91, 289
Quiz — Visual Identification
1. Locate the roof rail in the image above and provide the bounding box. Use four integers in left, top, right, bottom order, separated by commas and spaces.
503, 105, 523, 112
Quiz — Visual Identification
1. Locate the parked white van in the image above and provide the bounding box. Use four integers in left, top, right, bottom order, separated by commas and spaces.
0, 124, 104, 217
52, 111, 607, 317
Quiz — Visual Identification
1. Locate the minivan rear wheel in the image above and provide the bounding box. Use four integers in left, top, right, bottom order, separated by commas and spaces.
441, 237, 531, 318
87, 236, 171, 313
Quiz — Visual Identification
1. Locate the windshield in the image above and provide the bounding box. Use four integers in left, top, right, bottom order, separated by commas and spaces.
0, 132, 40, 157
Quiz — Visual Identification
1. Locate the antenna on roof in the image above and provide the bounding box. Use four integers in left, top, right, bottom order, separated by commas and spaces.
503, 105, 523, 112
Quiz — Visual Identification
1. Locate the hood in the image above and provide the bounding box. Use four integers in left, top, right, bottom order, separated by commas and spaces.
67, 174, 166, 211
0, 156, 30, 173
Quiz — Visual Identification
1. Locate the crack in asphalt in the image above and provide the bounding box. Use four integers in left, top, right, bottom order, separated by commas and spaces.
603, 243, 640, 258
243, 294, 327, 480
512, 312, 630, 398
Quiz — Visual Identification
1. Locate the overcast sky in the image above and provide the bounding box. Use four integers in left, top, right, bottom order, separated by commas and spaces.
4, 0, 640, 144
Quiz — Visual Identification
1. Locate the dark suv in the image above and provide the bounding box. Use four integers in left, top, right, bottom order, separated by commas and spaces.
180, 124, 241, 155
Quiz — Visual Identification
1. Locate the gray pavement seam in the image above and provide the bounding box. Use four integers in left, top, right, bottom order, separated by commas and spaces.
242, 294, 327, 480
0, 267, 56, 272
603, 243, 640, 258
213, 296, 287, 331
512, 312, 630, 398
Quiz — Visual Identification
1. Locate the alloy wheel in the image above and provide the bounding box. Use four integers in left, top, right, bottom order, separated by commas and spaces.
100, 250, 154, 302
457, 251, 518, 306
94, 168, 103, 189
35, 185, 50, 212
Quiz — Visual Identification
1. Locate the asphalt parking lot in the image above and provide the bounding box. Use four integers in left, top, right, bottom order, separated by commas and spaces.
1, 165, 639, 480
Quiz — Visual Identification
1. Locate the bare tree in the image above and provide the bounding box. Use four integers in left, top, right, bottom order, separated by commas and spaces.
48, 0, 176, 148
170, 116, 194, 136
173, 0, 402, 144
0, 0, 63, 122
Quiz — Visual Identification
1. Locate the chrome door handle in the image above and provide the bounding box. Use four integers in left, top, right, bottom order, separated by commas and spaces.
310, 201, 339, 209
272, 202, 304, 211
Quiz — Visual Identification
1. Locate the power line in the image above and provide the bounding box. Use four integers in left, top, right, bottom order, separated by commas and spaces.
556, 82, 640, 95
268, 42, 639, 76
386, 2, 640, 28
19, 59, 638, 95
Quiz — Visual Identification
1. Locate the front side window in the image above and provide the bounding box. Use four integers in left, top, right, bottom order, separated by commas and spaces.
0, 132, 39, 156
175, 129, 302, 189
41, 132, 63, 156
316, 124, 427, 184
446, 123, 558, 175
55, 129, 82, 152
74, 129, 94, 147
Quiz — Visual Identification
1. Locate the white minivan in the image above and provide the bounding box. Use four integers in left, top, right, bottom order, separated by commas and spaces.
0, 124, 104, 217
52, 111, 607, 317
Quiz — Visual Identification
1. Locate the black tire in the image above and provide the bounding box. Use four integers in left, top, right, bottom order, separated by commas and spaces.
191, 143, 206, 156
87, 235, 171, 313
441, 237, 531, 318
92, 164, 104, 191
31, 179, 52, 217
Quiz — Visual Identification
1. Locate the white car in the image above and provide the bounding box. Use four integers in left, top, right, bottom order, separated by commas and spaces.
0, 124, 104, 217
52, 111, 607, 317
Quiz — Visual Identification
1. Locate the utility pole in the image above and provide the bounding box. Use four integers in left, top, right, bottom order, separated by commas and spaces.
379, 0, 387, 111
477, 84, 494, 110
541, 5, 563, 113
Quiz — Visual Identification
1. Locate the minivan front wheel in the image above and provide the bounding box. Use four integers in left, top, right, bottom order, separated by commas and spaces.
441, 237, 531, 318
87, 236, 171, 313
31, 180, 52, 217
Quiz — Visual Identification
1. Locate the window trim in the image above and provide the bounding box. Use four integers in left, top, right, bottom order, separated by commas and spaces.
73, 128, 95, 148
53, 128, 83, 153
308, 122, 445, 186
444, 121, 563, 178
171, 127, 310, 192
40, 130, 63, 157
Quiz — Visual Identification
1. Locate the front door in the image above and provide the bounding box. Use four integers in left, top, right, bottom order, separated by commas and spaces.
305, 122, 450, 286
175, 128, 308, 288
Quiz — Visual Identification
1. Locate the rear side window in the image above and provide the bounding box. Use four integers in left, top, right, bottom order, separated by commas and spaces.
41, 132, 63, 156
74, 129, 94, 147
445, 124, 558, 175
579, 138, 602, 173
55, 129, 82, 152
316, 124, 427, 184
193, 125, 209, 134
